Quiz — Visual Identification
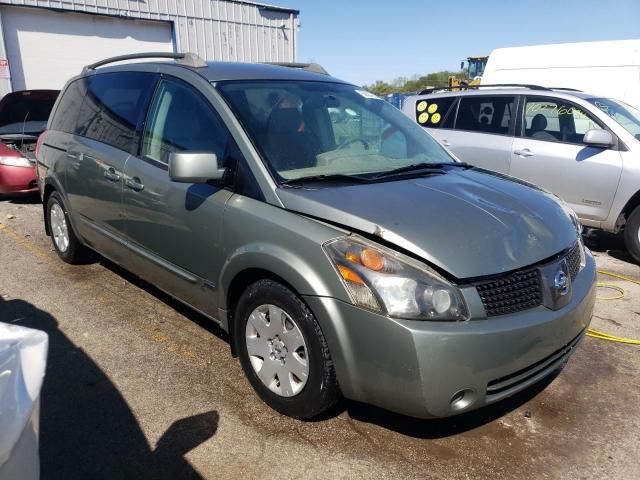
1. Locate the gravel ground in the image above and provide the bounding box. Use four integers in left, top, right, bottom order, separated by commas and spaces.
1, 196, 639, 480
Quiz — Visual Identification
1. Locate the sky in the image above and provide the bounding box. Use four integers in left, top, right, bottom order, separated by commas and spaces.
274, 0, 640, 87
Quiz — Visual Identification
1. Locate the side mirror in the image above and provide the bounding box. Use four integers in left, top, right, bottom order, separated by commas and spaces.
168, 152, 225, 183
583, 129, 614, 148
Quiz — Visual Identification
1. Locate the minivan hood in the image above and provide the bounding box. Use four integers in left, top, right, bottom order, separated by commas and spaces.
276, 169, 578, 280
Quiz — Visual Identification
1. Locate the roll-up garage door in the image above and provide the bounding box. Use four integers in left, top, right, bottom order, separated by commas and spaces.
1, 6, 174, 91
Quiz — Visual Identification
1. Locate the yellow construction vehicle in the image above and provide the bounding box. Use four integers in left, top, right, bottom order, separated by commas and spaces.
448, 55, 489, 89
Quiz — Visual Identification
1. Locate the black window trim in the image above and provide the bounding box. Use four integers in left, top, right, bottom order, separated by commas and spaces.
451, 93, 519, 138
136, 74, 168, 171
518, 94, 621, 150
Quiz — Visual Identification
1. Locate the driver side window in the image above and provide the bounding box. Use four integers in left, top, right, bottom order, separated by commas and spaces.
142, 79, 229, 165
522, 96, 603, 145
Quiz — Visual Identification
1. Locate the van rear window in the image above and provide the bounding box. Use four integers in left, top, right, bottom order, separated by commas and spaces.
74, 72, 157, 154
50, 80, 86, 134
414, 97, 456, 129
455, 96, 515, 135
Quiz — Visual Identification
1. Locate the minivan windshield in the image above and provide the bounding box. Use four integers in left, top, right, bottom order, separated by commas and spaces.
217, 81, 455, 182
587, 97, 640, 140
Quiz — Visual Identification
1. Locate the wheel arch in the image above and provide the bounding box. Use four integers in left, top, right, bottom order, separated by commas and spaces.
219, 244, 346, 357
616, 189, 640, 232
42, 177, 64, 236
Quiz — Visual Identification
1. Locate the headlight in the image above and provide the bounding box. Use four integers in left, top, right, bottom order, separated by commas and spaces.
323, 237, 468, 321
0, 155, 31, 167
578, 235, 587, 270
553, 195, 582, 235
557, 198, 586, 270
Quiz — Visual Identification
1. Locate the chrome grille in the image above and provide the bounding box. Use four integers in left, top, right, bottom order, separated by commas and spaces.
565, 242, 581, 281
475, 269, 543, 317
473, 241, 582, 317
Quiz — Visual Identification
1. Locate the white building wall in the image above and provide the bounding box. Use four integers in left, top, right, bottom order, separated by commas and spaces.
0, 0, 299, 94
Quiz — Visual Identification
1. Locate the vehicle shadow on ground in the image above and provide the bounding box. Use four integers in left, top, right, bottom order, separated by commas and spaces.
342, 371, 559, 439
0, 296, 218, 480
583, 230, 636, 265
99, 258, 230, 343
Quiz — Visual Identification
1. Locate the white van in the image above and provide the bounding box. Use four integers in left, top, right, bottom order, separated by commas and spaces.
482, 40, 640, 110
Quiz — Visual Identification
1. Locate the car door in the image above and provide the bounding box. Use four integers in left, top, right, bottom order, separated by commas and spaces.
510, 96, 623, 223
122, 77, 235, 318
63, 71, 158, 263
431, 94, 516, 173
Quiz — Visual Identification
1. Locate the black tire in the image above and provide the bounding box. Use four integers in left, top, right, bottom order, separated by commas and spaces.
46, 191, 92, 264
624, 206, 640, 264
235, 279, 338, 419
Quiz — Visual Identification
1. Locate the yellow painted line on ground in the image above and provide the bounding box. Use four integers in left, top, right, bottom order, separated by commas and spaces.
0, 221, 54, 263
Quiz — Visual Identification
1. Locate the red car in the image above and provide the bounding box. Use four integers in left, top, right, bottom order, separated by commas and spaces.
0, 90, 59, 196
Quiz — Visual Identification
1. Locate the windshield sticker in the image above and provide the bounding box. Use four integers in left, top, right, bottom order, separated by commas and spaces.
526, 103, 588, 118
594, 101, 615, 118
418, 113, 429, 124
431, 113, 442, 124
428, 103, 438, 114
417, 101, 428, 112
356, 89, 381, 100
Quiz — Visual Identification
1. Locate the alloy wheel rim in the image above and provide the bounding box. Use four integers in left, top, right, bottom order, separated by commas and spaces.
245, 304, 309, 397
50, 203, 70, 253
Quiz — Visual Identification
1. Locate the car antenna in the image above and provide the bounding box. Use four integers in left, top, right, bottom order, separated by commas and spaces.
20, 111, 29, 155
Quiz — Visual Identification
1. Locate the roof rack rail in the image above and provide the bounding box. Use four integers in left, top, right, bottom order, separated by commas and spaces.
265, 62, 329, 75
83, 52, 207, 72
548, 87, 583, 92
418, 83, 551, 95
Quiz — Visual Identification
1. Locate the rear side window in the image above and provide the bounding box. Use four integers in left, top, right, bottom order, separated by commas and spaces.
75, 72, 157, 154
455, 96, 515, 135
50, 80, 86, 134
141, 78, 229, 165
522, 96, 604, 144
414, 97, 456, 129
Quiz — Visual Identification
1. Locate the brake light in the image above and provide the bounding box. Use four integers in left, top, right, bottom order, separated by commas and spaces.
35, 129, 47, 159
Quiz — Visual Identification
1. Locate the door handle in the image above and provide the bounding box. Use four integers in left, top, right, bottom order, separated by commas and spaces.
441, 140, 451, 147
513, 148, 534, 158
103, 167, 121, 182
66, 151, 83, 160
125, 177, 145, 192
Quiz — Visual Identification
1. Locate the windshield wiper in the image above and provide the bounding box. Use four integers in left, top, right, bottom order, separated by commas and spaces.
280, 173, 372, 186
371, 162, 470, 180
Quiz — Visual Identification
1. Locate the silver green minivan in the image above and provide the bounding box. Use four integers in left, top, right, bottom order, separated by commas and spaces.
37, 53, 596, 419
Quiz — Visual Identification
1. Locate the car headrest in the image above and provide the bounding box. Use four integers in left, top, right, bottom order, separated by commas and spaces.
531, 114, 548, 131
268, 108, 302, 134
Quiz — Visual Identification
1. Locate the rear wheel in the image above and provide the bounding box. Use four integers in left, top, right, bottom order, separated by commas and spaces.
235, 279, 338, 419
46, 191, 91, 264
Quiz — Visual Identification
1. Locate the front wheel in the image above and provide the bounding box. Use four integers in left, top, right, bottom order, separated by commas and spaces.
624, 206, 640, 264
235, 279, 338, 419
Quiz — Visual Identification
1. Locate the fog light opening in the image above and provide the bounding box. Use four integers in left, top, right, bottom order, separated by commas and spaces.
449, 389, 476, 411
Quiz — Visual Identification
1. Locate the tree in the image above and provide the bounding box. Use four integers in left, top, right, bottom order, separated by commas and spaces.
364, 70, 465, 95
365, 80, 395, 96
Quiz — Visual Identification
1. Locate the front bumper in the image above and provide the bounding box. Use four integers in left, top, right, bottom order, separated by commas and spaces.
0, 164, 38, 195
304, 251, 597, 418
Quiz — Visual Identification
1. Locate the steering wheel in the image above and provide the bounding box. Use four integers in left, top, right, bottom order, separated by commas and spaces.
337, 137, 369, 150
